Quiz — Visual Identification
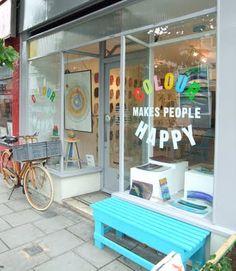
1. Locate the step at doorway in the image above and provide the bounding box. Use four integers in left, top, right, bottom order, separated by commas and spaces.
75, 191, 110, 205
63, 191, 110, 220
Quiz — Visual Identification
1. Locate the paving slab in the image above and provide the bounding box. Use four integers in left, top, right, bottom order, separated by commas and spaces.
74, 241, 119, 268
0, 242, 49, 271
67, 219, 94, 242
0, 224, 44, 249
106, 231, 138, 250
11, 187, 26, 200
36, 229, 84, 257
34, 215, 75, 234
0, 192, 12, 204
61, 209, 84, 223
34, 251, 96, 271
131, 244, 162, 264
0, 239, 8, 253
0, 183, 10, 193
5, 198, 31, 212
0, 217, 11, 232
0, 204, 13, 216
99, 260, 133, 271
2, 209, 42, 227
35, 210, 58, 219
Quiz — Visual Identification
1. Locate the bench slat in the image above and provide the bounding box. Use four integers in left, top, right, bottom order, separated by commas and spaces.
93, 209, 189, 256
111, 198, 208, 237
100, 199, 206, 245
95, 202, 199, 250
93, 198, 209, 241
93, 205, 194, 251
92, 197, 210, 269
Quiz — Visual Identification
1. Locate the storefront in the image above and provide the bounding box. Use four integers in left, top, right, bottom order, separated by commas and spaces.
19, 0, 236, 254
0, 0, 19, 152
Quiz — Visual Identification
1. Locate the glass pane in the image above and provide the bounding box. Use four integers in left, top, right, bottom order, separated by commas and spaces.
28, 54, 61, 169
124, 43, 149, 190
0, 66, 13, 136
28, 0, 216, 58
124, 13, 216, 213
64, 52, 99, 171
131, 13, 216, 43
108, 67, 120, 169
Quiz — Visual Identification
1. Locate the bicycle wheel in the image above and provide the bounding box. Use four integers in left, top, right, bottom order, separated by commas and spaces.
24, 164, 54, 211
1, 150, 16, 189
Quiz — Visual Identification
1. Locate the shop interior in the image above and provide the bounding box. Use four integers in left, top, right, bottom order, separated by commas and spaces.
0, 66, 13, 140
27, 11, 216, 219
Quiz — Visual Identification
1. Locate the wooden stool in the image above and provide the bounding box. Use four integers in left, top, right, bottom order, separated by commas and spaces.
64, 138, 81, 169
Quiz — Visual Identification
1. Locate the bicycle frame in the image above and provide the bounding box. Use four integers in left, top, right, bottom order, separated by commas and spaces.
2, 150, 43, 187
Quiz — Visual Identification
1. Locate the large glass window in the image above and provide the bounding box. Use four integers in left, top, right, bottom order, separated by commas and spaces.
0, 66, 13, 137
63, 47, 100, 171
28, 54, 61, 170
125, 13, 216, 216
27, 46, 101, 174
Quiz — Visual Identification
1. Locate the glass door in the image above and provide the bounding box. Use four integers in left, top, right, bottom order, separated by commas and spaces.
103, 62, 120, 193
103, 49, 149, 193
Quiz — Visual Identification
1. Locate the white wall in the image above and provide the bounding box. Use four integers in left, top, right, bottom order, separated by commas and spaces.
213, 0, 236, 230
52, 172, 101, 203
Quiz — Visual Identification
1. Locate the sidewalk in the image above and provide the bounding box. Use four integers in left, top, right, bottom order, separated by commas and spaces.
0, 180, 159, 271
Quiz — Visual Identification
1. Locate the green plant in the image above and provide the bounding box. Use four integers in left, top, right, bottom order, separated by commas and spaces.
201, 254, 232, 271
0, 38, 19, 69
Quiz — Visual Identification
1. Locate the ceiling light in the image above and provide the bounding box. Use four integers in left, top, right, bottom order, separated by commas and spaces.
193, 51, 199, 57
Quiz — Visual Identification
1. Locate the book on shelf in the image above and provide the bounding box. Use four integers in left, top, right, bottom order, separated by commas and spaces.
159, 178, 171, 201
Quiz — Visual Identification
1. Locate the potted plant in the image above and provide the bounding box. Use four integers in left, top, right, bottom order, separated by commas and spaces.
201, 234, 236, 271
0, 38, 19, 69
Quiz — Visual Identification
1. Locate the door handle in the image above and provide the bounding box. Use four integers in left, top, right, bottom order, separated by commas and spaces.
105, 114, 111, 123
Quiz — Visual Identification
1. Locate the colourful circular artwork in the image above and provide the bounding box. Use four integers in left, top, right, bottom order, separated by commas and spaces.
66, 87, 87, 119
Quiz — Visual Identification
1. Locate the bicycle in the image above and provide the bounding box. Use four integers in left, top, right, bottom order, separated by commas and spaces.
0, 134, 54, 211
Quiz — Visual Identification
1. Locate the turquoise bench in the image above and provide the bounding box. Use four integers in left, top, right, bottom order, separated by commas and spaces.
91, 197, 210, 270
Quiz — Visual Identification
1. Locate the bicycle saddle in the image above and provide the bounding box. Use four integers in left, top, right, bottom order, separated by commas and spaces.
3, 136, 18, 144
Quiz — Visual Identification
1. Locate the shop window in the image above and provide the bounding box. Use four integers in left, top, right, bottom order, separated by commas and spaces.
0, 66, 14, 137
64, 52, 99, 171
28, 54, 61, 170
124, 13, 216, 217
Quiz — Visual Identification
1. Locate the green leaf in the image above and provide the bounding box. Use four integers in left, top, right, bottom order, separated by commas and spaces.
0, 39, 19, 69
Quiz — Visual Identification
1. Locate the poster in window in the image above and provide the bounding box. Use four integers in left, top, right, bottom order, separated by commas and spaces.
65, 70, 92, 132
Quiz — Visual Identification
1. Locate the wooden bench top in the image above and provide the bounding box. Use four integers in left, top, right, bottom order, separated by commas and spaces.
92, 197, 210, 254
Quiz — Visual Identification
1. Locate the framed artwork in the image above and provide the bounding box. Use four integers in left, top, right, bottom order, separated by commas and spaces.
65, 70, 92, 132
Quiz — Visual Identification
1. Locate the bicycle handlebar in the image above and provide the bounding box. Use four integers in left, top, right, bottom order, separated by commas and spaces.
0, 132, 39, 146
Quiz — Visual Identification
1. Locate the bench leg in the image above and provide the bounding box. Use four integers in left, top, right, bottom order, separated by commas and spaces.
191, 245, 205, 270
94, 221, 105, 249
116, 230, 124, 239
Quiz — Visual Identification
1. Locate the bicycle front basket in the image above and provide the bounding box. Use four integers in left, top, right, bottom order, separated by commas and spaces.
13, 142, 47, 162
